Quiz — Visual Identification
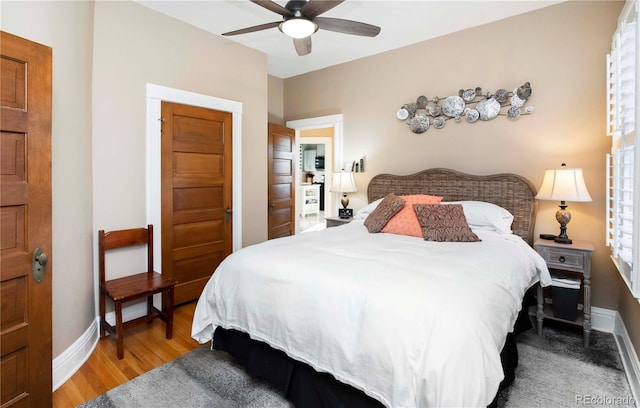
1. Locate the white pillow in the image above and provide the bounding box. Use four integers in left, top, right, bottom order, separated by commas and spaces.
442, 201, 514, 234
353, 198, 383, 219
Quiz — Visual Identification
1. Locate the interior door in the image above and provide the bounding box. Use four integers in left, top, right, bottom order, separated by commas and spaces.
268, 123, 295, 239
0, 31, 53, 408
161, 102, 232, 305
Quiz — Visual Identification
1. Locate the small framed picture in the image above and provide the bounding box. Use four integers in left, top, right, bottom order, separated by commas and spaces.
339, 208, 353, 219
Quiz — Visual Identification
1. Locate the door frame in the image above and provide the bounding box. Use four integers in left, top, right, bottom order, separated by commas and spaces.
286, 114, 344, 231
145, 84, 243, 271
297, 136, 334, 219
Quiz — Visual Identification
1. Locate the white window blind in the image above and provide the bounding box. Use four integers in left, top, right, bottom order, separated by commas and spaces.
614, 147, 634, 265
606, 0, 640, 298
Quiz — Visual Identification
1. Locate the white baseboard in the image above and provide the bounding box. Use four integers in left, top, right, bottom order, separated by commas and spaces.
52, 316, 99, 391
591, 306, 617, 333
52, 301, 150, 391
575, 307, 639, 402
614, 312, 640, 404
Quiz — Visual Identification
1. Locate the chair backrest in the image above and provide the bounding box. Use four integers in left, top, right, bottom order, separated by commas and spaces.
98, 224, 153, 285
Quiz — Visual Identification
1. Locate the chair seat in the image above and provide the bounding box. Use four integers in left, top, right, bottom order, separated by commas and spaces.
103, 272, 176, 301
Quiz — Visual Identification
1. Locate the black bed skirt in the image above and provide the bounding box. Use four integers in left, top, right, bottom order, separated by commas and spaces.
212, 290, 535, 408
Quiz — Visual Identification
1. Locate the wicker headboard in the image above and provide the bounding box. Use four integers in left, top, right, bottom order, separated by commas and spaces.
367, 168, 538, 245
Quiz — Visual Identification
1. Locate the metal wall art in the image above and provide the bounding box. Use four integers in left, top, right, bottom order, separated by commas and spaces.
397, 82, 533, 134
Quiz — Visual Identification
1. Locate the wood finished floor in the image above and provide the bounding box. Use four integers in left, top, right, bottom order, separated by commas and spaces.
52, 301, 201, 408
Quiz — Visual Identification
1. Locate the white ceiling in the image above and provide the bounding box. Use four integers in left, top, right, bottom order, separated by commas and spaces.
135, 0, 563, 79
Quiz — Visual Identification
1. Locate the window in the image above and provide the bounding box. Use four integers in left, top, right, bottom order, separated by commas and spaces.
607, 0, 640, 298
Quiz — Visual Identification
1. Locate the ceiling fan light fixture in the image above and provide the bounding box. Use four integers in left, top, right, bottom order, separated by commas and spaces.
279, 18, 318, 39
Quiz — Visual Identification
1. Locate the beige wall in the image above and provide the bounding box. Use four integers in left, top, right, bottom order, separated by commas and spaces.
268, 74, 285, 125
2, 1, 96, 357
285, 0, 629, 336
3, 0, 271, 359
301, 127, 335, 138
92, 1, 269, 248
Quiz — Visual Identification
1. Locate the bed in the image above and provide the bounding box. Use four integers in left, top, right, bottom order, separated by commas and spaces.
192, 168, 552, 407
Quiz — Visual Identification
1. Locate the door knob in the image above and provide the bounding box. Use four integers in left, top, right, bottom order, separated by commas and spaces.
32, 248, 48, 283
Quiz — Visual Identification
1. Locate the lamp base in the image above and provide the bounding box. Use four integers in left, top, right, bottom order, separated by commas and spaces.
554, 203, 573, 245
554, 236, 573, 244
341, 194, 349, 209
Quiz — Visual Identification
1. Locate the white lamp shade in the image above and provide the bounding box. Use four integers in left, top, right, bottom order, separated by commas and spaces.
535, 167, 592, 202
279, 19, 318, 39
330, 171, 357, 193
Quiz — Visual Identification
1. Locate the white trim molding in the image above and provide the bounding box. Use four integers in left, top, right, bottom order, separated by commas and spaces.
145, 84, 243, 256
287, 114, 344, 171
52, 303, 153, 391
591, 306, 617, 333
585, 307, 638, 400
52, 317, 100, 391
287, 114, 344, 224
614, 311, 640, 404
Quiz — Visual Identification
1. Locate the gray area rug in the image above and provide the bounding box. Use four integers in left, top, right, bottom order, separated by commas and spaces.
79, 326, 635, 408
78, 345, 291, 408
498, 326, 635, 408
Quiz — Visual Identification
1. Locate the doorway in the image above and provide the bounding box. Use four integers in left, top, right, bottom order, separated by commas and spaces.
298, 136, 332, 233
286, 114, 344, 235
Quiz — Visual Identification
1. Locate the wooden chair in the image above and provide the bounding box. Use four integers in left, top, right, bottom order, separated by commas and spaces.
98, 224, 176, 359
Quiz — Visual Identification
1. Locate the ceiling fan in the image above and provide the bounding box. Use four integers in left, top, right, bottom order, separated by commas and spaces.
222, 0, 381, 56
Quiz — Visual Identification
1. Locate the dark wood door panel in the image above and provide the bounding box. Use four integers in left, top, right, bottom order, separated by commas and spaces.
162, 102, 232, 304
174, 152, 223, 177
173, 187, 222, 211
1, 30, 52, 408
173, 252, 223, 283
268, 123, 295, 239
173, 220, 223, 248
1, 57, 26, 109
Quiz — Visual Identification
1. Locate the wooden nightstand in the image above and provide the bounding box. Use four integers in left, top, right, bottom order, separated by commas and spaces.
325, 216, 352, 228
534, 239, 594, 346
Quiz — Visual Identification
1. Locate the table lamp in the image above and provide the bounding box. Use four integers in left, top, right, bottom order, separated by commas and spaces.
535, 163, 592, 244
330, 170, 357, 218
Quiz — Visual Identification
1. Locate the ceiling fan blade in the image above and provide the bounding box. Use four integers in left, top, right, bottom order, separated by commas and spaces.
222, 21, 281, 36
315, 17, 381, 37
293, 36, 312, 56
250, 0, 293, 17
301, 0, 344, 19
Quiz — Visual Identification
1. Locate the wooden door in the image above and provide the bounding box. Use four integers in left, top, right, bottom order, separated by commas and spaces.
268, 123, 295, 239
161, 102, 232, 305
0, 31, 53, 408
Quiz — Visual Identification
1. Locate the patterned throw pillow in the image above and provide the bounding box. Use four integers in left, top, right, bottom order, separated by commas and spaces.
364, 194, 406, 233
381, 194, 444, 237
413, 203, 481, 242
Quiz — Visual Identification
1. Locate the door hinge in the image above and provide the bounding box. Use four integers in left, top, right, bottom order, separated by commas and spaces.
159, 117, 165, 133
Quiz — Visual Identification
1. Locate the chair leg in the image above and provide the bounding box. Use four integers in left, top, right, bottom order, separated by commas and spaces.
99, 289, 106, 339
165, 286, 174, 340
146, 295, 154, 324
115, 301, 124, 359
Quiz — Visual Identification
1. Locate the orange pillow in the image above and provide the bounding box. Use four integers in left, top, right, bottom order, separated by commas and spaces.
381, 194, 444, 237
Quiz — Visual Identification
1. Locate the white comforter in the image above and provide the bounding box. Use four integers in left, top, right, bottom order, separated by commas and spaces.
192, 220, 551, 407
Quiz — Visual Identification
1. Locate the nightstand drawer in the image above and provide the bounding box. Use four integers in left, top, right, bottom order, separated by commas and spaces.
539, 248, 584, 270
